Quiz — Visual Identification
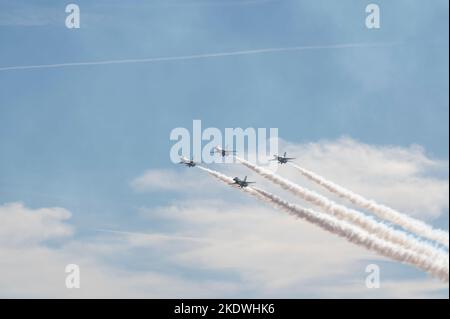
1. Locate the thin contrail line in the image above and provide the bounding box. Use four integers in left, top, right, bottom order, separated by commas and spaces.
0, 42, 397, 72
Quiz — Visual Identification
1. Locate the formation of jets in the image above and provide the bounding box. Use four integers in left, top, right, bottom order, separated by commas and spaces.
179, 147, 295, 189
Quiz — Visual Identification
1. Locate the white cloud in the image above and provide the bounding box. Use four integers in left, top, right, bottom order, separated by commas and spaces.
0, 202, 73, 246
0, 202, 242, 298
130, 168, 218, 193
0, 196, 447, 298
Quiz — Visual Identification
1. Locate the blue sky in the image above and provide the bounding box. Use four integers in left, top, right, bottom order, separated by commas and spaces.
0, 0, 448, 298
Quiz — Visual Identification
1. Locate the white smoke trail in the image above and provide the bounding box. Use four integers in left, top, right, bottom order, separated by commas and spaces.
289, 163, 449, 247
197, 166, 448, 282
197, 165, 236, 184
251, 187, 449, 282
0, 42, 396, 72
235, 157, 448, 262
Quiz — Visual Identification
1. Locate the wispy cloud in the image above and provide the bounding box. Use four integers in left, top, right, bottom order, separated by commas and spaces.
0, 3, 60, 27
130, 168, 218, 193
0, 202, 73, 246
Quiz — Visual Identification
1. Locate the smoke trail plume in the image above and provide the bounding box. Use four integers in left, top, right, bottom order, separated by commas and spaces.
235, 157, 448, 262
289, 163, 449, 247
197, 166, 448, 282
251, 187, 449, 282
197, 165, 236, 184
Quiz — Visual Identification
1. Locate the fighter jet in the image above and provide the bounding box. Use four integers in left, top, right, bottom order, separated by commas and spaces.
210, 145, 237, 157
271, 152, 295, 164
231, 176, 255, 188
179, 156, 197, 167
